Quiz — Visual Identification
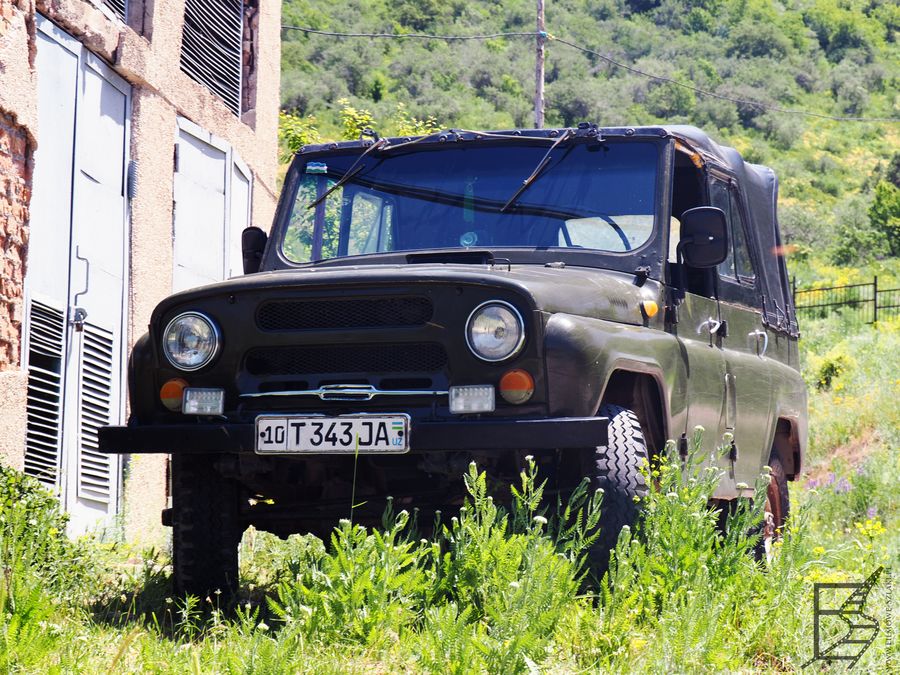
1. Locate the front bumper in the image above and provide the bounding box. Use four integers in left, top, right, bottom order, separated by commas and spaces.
98, 416, 608, 454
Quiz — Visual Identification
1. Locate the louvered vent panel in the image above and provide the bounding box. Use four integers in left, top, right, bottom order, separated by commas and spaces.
102, 0, 126, 21
77, 323, 115, 504
180, 0, 243, 115
24, 301, 65, 488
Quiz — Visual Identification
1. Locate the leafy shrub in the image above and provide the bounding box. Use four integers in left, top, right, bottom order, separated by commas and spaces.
0, 465, 92, 598
270, 458, 601, 671
278, 111, 320, 160
0, 465, 95, 670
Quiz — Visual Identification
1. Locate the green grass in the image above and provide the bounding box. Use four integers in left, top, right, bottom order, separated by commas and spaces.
3, 316, 899, 673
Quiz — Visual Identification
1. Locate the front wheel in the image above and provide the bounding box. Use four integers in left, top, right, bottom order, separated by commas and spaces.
585, 404, 650, 573
171, 454, 243, 602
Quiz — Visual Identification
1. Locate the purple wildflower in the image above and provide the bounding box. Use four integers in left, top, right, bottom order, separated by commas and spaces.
825, 472, 836, 486
805, 478, 820, 490
856, 464, 866, 476
867, 506, 878, 519
833, 477, 852, 494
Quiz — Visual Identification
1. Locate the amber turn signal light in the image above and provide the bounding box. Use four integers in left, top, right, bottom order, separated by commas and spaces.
499, 369, 534, 405
641, 300, 659, 318
160, 378, 189, 411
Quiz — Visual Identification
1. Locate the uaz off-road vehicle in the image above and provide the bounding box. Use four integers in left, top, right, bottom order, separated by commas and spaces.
101, 125, 807, 597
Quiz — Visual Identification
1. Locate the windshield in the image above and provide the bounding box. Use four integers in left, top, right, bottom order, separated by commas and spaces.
282, 140, 660, 264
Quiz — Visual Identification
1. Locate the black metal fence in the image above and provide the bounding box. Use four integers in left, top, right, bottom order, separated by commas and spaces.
793, 276, 900, 324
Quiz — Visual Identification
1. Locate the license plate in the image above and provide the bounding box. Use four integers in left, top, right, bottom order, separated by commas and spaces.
254, 414, 410, 454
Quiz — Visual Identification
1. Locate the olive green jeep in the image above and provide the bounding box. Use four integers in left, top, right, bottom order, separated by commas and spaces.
101, 124, 806, 597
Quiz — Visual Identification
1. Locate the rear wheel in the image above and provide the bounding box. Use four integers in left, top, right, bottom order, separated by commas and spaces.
586, 404, 650, 573
760, 454, 790, 561
172, 454, 243, 602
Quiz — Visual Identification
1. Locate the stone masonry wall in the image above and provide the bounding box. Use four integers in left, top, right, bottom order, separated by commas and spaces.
0, 110, 30, 371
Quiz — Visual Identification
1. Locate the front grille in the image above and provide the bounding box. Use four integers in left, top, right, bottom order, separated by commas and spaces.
257, 297, 433, 332
244, 343, 448, 376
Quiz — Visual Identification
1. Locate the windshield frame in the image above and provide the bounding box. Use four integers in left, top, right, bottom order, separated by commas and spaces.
267, 132, 672, 277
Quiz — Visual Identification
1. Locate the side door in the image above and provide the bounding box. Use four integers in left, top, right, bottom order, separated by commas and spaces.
673, 277, 728, 461
709, 174, 772, 487
173, 117, 252, 292
24, 17, 131, 534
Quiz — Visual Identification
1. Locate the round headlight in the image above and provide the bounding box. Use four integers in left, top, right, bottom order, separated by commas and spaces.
465, 301, 525, 362
163, 312, 220, 371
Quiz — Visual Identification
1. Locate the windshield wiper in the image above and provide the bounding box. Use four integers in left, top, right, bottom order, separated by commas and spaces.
306, 137, 387, 210
501, 128, 576, 212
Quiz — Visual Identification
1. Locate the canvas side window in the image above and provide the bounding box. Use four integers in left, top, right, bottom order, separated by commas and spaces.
709, 180, 736, 279
730, 190, 756, 281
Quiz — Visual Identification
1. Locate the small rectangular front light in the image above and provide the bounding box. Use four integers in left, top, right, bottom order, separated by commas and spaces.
449, 385, 495, 414
182, 388, 225, 415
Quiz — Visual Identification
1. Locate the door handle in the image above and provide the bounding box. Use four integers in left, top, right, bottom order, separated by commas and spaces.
697, 318, 721, 336
70, 246, 90, 332
751, 330, 768, 357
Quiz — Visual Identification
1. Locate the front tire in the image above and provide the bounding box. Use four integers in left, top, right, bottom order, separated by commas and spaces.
172, 454, 243, 602
586, 404, 650, 573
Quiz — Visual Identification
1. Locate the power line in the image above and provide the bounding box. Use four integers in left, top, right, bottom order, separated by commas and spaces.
281, 26, 540, 41
281, 24, 900, 124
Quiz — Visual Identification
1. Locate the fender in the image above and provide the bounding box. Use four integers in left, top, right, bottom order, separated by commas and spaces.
766, 358, 808, 479
544, 312, 688, 441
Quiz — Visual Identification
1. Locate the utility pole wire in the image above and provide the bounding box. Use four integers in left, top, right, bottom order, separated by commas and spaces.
280, 26, 539, 41
280, 24, 900, 124
535, 1, 546, 129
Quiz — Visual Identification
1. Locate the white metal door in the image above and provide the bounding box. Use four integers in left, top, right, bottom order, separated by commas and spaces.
173, 118, 252, 291
24, 17, 130, 535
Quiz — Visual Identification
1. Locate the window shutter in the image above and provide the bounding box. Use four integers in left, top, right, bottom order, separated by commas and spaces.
24, 300, 66, 489
180, 0, 243, 115
76, 322, 117, 503
102, 0, 126, 21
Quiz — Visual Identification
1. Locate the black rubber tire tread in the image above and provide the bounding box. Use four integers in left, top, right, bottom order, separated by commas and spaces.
769, 455, 790, 530
590, 404, 650, 572
172, 454, 243, 602
753, 453, 791, 561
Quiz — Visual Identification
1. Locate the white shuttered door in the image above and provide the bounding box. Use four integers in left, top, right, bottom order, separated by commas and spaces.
173, 118, 252, 291
24, 17, 130, 535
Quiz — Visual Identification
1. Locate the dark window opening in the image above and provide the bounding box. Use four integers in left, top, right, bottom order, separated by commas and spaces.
180, 0, 243, 116
671, 151, 715, 298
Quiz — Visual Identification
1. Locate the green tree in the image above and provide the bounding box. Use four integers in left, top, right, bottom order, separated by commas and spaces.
868, 180, 900, 256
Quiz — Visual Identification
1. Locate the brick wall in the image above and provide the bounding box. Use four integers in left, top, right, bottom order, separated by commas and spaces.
0, 109, 31, 371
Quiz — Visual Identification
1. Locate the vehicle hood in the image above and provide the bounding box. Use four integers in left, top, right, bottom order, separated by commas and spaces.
152, 263, 660, 327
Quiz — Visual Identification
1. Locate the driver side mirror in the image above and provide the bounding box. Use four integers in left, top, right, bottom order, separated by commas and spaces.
241, 226, 268, 274
677, 207, 729, 268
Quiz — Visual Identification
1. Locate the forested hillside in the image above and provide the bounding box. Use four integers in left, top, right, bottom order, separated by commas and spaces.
280, 0, 899, 273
